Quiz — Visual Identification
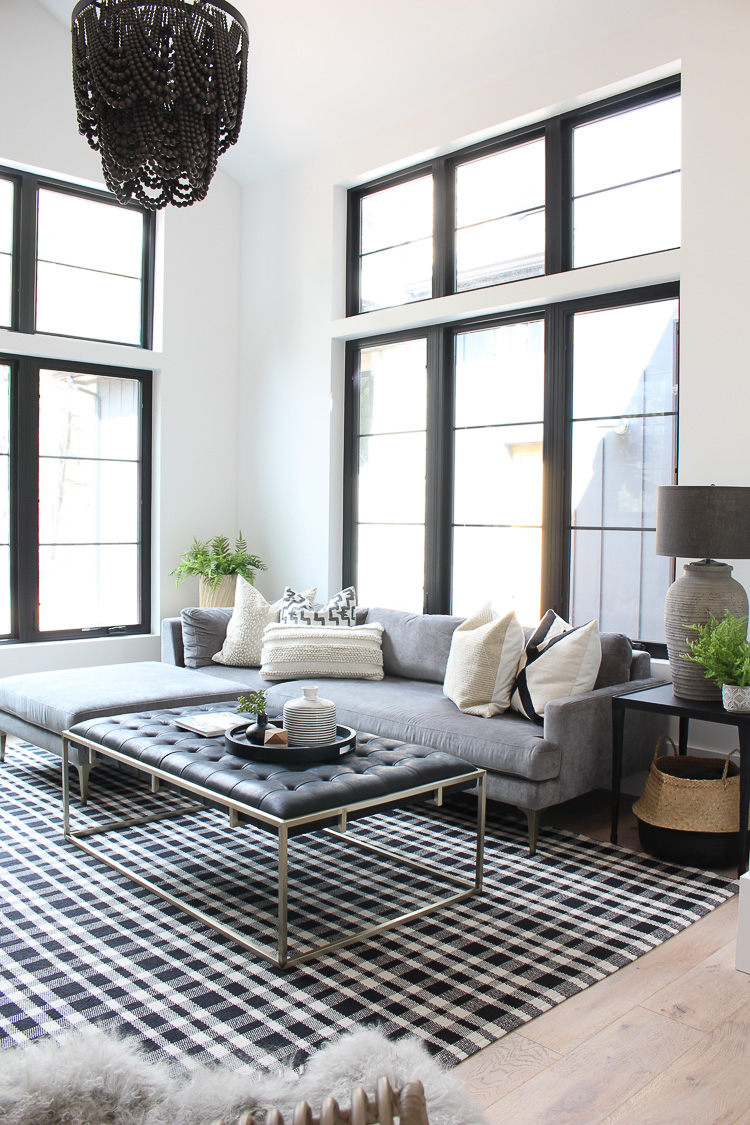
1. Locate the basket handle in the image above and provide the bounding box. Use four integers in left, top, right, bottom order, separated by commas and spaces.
653, 733, 678, 763
723, 749, 739, 786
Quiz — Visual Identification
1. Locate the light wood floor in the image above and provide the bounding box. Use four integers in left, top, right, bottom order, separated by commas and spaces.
455, 793, 749, 1125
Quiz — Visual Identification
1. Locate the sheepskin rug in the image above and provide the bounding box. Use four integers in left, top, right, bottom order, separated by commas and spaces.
0, 1026, 486, 1125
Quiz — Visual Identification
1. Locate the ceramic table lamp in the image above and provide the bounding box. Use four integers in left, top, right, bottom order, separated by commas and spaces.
656, 485, 750, 699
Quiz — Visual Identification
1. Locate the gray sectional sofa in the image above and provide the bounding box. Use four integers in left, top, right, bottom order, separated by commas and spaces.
162, 605, 663, 852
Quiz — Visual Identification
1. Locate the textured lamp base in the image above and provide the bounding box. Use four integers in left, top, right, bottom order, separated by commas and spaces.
665, 562, 748, 700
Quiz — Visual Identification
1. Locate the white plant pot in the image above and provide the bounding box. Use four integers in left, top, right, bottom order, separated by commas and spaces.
721, 684, 750, 713
199, 574, 237, 608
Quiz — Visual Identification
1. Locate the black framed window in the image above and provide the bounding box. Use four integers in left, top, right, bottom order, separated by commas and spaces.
1, 355, 151, 643
347, 78, 680, 315
344, 285, 678, 649
0, 166, 155, 348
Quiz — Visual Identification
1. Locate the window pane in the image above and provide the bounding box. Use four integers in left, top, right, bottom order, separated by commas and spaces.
455, 320, 544, 427
360, 176, 433, 255
357, 524, 425, 614
454, 424, 543, 526
574, 96, 681, 197
452, 527, 541, 625
36, 261, 142, 345
39, 545, 139, 632
453, 320, 544, 618
570, 529, 670, 643
572, 300, 679, 418
36, 189, 144, 345
455, 139, 545, 290
574, 173, 680, 267
360, 238, 432, 312
355, 339, 427, 612
0, 178, 12, 328
359, 338, 427, 435
0, 366, 9, 634
572, 415, 675, 529
37, 369, 142, 633
569, 300, 678, 643
359, 434, 426, 524
456, 140, 545, 228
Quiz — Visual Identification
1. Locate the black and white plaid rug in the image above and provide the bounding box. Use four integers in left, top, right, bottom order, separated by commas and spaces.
0, 742, 736, 1072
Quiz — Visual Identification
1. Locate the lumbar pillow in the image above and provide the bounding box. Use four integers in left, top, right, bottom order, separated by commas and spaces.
510, 609, 601, 723
212, 579, 316, 668
280, 586, 357, 627
260, 622, 384, 681
443, 603, 524, 716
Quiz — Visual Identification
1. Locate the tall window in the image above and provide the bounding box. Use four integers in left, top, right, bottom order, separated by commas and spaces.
345, 79, 681, 649
1, 357, 151, 643
0, 166, 154, 643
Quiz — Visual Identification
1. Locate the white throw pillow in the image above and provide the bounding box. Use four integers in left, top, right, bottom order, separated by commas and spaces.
510, 610, 601, 723
212, 579, 317, 668
443, 603, 524, 717
260, 622, 384, 681
280, 585, 357, 627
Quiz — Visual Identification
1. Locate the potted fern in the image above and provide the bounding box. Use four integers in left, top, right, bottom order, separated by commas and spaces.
684, 610, 750, 712
170, 534, 266, 607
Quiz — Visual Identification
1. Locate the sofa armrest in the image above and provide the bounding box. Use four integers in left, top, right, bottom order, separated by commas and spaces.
630, 649, 652, 680
161, 617, 185, 667
542, 676, 669, 799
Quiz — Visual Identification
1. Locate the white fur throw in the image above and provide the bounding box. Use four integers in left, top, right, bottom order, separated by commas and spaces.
0, 1026, 486, 1125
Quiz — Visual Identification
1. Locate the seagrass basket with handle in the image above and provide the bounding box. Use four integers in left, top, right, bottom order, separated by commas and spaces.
632, 734, 742, 867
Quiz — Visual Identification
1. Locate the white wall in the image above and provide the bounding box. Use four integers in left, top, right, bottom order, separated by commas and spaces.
0, 0, 243, 675
239, 0, 750, 613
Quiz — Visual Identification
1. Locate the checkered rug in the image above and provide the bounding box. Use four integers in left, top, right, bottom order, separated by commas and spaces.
0, 742, 736, 1072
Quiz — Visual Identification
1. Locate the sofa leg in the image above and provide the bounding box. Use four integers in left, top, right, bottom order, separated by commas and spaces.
518, 806, 542, 855
76, 762, 92, 805
0, 731, 5, 763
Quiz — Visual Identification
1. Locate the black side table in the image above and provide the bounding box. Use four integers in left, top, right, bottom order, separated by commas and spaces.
612, 683, 750, 877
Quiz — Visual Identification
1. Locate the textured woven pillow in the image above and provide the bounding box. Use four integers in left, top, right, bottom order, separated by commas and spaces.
212, 579, 317, 668
260, 622, 384, 681
280, 586, 357, 627
510, 609, 601, 723
443, 603, 524, 716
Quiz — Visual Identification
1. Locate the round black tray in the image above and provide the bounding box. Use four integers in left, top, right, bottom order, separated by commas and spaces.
225, 723, 356, 763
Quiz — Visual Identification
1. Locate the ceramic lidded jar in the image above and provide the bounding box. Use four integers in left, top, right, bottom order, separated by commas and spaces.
283, 686, 337, 747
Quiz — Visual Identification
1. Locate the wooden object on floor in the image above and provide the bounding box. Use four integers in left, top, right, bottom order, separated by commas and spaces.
213, 1077, 429, 1125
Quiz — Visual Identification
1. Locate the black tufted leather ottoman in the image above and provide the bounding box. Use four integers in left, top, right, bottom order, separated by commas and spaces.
63, 702, 486, 967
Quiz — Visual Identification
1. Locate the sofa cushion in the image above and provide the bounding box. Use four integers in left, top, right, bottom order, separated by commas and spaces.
264, 676, 560, 782
365, 607, 463, 683
183, 664, 270, 691
260, 623, 384, 681
0, 662, 249, 736
280, 586, 357, 627
181, 607, 233, 667
213, 580, 317, 668
511, 612, 601, 723
443, 603, 524, 716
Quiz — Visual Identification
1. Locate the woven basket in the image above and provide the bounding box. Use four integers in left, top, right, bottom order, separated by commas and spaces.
633, 735, 741, 833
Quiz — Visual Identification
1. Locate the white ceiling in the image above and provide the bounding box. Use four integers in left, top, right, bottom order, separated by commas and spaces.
38, 0, 687, 183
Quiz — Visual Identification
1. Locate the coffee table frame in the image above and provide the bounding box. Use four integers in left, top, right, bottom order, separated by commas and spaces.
61, 730, 486, 968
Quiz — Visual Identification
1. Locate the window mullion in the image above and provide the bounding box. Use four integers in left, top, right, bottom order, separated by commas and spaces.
541, 305, 571, 617
424, 326, 452, 614
15, 357, 40, 641
17, 175, 38, 334
342, 341, 359, 589
433, 159, 453, 300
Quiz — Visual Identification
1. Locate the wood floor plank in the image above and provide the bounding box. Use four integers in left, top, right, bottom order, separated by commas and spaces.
601, 997, 750, 1125
641, 937, 750, 1032
481, 1006, 703, 1125
454, 1033, 560, 1108
521, 897, 737, 1054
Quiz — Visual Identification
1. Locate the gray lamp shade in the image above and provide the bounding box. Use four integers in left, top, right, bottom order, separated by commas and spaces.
656, 485, 750, 560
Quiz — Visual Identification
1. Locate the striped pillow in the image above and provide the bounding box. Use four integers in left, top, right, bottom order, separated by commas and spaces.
260, 622, 384, 681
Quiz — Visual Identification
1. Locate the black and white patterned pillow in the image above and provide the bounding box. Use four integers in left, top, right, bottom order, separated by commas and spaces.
280, 586, 357, 627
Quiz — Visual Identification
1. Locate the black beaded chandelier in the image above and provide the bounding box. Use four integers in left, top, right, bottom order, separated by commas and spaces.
71, 0, 249, 209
